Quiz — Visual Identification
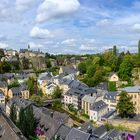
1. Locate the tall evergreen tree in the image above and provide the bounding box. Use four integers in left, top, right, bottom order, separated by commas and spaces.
24, 106, 37, 138
18, 106, 37, 139
117, 91, 135, 118
113, 45, 117, 56
10, 104, 17, 124
17, 108, 26, 134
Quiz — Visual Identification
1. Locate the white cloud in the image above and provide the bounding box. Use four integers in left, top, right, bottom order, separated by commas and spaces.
16, 0, 34, 11
30, 26, 53, 39
36, 0, 80, 22
96, 19, 110, 26
29, 42, 44, 49
80, 44, 95, 51
132, 23, 140, 32
80, 39, 97, 51
0, 42, 9, 49
61, 38, 76, 46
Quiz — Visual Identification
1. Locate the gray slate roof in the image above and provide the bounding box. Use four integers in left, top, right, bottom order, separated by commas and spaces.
82, 94, 97, 104
10, 87, 21, 95
55, 125, 71, 139
93, 125, 107, 138
103, 129, 120, 139
91, 100, 108, 112
0, 81, 7, 88
104, 91, 120, 100
65, 128, 90, 140
61, 66, 78, 75
7, 98, 32, 109
33, 106, 72, 140
80, 121, 95, 133
121, 86, 140, 93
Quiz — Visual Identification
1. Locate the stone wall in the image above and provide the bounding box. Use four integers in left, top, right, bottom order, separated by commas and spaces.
108, 119, 140, 131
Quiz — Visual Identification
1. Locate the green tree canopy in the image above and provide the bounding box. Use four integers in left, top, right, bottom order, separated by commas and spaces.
78, 62, 86, 74
87, 65, 96, 78
51, 86, 62, 99
17, 106, 37, 139
117, 91, 135, 118
118, 60, 132, 81
10, 104, 17, 124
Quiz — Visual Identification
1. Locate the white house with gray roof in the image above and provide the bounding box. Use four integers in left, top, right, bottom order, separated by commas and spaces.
89, 100, 108, 122
103, 91, 120, 111
64, 87, 97, 110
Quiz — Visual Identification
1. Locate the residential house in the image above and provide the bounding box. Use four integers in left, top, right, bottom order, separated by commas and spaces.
65, 128, 91, 140
21, 69, 34, 75
108, 72, 119, 82
0, 90, 5, 110
89, 100, 108, 122
60, 79, 88, 93
0, 81, 8, 97
14, 74, 28, 84
33, 106, 73, 140
38, 72, 53, 85
82, 90, 104, 115
4, 49, 17, 56
41, 82, 57, 96
82, 94, 97, 115
95, 82, 108, 90
0, 90, 5, 104
6, 98, 32, 118
64, 88, 85, 109
54, 125, 71, 140
102, 129, 121, 140
121, 86, 140, 114
59, 65, 79, 76
64, 87, 96, 110
103, 91, 120, 111
79, 121, 95, 133
8, 86, 30, 99
92, 125, 108, 138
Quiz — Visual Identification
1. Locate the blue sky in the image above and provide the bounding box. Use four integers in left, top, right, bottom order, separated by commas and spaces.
0, 0, 140, 54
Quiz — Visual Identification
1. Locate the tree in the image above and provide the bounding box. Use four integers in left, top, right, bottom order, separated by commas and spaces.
117, 91, 135, 118
18, 106, 37, 139
8, 79, 20, 89
30, 95, 43, 105
27, 77, 37, 96
52, 100, 62, 108
51, 86, 62, 99
45, 60, 52, 68
108, 81, 116, 91
25, 106, 37, 138
113, 45, 117, 56
87, 65, 96, 78
118, 60, 132, 81
138, 40, 140, 59
78, 62, 86, 74
22, 57, 30, 69
17, 108, 26, 133
10, 104, 17, 124
0, 49, 4, 59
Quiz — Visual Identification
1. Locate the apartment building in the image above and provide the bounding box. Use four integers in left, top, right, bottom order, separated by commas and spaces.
121, 86, 140, 114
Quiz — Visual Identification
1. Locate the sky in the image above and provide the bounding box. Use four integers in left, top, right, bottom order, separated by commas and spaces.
0, 0, 140, 54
